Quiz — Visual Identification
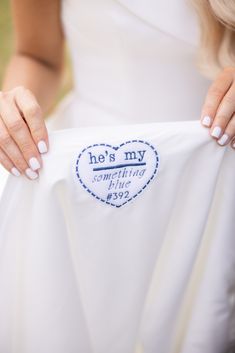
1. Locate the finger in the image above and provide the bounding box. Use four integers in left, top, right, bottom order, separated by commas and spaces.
0, 117, 39, 180
230, 136, 235, 150
0, 117, 29, 171
200, 69, 233, 128
209, 82, 235, 141
14, 87, 49, 154
216, 113, 235, 147
0, 147, 21, 177
0, 92, 43, 171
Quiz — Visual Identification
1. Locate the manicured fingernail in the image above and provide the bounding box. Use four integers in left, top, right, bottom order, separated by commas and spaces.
25, 168, 38, 180
218, 133, 229, 145
211, 126, 222, 138
29, 157, 40, 171
202, 116, 211, 127
11, 167, 21, 177
233, 142, 235, 149
38, 140, 48, 154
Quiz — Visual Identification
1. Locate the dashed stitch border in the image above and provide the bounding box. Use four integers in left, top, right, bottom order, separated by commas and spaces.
74, 139, 160, 208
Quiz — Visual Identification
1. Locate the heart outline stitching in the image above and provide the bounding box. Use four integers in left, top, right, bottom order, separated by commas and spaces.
74, 139, 160, 208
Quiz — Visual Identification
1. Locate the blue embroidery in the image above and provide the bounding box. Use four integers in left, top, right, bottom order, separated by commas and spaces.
74, 140, 160, 208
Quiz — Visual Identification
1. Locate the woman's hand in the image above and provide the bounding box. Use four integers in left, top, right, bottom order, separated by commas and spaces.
0, 86, 49, 180
200, 66, 235, 149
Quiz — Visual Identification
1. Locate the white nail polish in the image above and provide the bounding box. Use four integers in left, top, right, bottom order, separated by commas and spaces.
29, 157, 40, 171
11, 167, 21, 177
218, 134, 229, 145
202, 116, 211, 127
25, 168, 38, 180
38, 140, 48, 154
211, 126, 222, 138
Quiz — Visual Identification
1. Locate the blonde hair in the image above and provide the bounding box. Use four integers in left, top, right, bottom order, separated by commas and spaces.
189, 0, 235, 80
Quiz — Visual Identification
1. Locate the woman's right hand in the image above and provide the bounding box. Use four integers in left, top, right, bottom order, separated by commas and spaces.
0, 86, 49, 180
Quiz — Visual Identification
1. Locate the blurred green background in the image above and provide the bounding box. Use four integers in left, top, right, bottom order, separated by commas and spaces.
0, 0, 72, 114
0, 0, 13, 84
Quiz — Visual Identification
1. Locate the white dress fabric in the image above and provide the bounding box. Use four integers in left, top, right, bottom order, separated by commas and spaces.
0, 1, 235, 352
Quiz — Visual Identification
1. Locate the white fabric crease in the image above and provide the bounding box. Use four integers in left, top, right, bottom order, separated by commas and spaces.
0, 0, 234, 351
0, 120, 235, 353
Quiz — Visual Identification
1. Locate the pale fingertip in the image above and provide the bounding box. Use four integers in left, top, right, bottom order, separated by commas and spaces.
211, 126, 222, 138
11, 167, 21, 177
25, 168, 38, 180
202, 115, 212, 127
217, 133, 229, 146
28, 157, 41, 171
37, 140, 48, 154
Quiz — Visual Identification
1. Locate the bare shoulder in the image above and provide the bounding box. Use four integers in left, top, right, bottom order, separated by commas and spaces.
10, 0, 64, 70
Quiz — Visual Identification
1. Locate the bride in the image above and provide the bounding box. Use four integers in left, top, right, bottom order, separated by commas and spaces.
0, 0, 235, 182
0, 0, 235, 352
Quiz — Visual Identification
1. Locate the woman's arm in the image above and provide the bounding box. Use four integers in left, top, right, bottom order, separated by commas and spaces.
3, 0, 64, 113
0, 0, 64, 179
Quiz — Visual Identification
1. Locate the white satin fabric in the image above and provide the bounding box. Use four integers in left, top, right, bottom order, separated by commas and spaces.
0, 0, 235, 352
0, 118, 235, 353
60, 0, 211, 127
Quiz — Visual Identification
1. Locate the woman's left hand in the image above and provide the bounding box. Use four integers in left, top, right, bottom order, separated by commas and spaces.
200, 66, 235, 149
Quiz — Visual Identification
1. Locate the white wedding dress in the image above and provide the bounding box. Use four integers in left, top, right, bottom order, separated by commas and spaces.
0, 1, 235, 352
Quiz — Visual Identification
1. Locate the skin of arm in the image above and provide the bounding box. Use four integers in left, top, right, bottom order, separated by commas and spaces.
0, 0, 64, 179
3, 0, 65, 114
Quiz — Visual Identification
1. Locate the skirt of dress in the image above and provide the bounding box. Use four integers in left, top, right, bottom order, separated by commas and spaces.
0, 92, 235, 353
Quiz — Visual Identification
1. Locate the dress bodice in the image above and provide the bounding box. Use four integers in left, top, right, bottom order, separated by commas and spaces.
60, 0, 212, 125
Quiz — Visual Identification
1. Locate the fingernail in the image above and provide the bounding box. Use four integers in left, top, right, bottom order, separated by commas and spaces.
25, 168, 38, 180
29, 157, 40, 171
218, 133, 229, 146
233, 142, 235, 149
202, 116, 211, 127
211, 126, 222, 138
11, 167, 21, 177
38, 140, 48, 154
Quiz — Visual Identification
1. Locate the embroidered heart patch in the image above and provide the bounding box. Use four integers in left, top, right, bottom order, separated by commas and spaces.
73, 140, 160, 207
